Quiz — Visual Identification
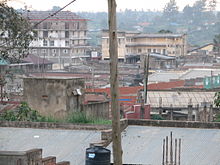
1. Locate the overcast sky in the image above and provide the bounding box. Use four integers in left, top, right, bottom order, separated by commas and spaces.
8, 0, 220, 12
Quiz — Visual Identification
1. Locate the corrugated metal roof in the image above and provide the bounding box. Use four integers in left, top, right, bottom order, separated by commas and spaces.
147, 91, 215, 107
0, 127, 101, 165
0, 58, 8, 65
149, 69, 220, 83
149, 71, 184, 82
108, 126, 220, 165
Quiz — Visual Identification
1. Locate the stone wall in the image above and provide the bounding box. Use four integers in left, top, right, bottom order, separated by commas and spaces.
83, 101, 110, 119
23, 77, 85, 119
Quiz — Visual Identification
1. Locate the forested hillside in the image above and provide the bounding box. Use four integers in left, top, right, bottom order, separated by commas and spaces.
77, 0, 220, 46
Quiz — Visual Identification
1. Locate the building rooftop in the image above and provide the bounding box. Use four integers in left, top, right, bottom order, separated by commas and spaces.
131, 33, 185, 39
0, 58, 8, 65
25, 11, 86, 21
23, 54, 53, 65
108, 125, 220, 165
149, 69, 220, 83
149, 71, 184, 83
0, 127, 101, 164
146, 91, 215, 107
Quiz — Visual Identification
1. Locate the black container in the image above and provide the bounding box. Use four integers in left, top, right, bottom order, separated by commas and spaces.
86, 146, 111, 165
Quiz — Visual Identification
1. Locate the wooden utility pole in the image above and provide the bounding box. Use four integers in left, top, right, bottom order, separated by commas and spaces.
144, 53, 150, 104
141, 54, 150, 119
108, 0, 123, 165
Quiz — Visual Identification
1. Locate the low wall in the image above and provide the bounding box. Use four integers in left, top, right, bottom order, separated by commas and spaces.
0, 121, 111, 130
128, 119, 220, 129
83, 101, 109, 119
0, 149, 70, 165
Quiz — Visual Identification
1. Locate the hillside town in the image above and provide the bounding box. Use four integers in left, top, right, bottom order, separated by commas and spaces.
1, 0, 220, 165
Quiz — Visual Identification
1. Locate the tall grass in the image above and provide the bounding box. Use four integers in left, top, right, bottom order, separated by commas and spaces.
37, 111, 112, 125
66, 111, 111, 125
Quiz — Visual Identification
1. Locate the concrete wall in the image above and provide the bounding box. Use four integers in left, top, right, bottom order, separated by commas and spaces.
0, 121, 111, 130
0, 149, 42, 165
128, 119, 220, 129
0, 149, 70, 165
83, 101, 110, 119
23, 77, 85, 119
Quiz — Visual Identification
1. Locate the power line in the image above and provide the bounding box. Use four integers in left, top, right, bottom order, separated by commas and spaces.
31, 0, 77, 29
0, 0, 77, 47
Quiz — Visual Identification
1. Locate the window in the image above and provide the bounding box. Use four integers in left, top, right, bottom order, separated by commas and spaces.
34, 31, 38, 37
43, 22, 47, 29
65, 31, 69, 38
77, 22, 80, 29
43, 40, 48, 46
84, 31, 87, 36
65, 41, 69, 46
32, 49, 37, 54
65, 22, 69, 29
148, 49, 151, 53
52, 49, 56, 53
43, 31, 48, 38
63, 49, 68, 54
153, 49, 156, 53
41, 49, 46, 53
138, 48, 142, 53
50, 40, 54, 46
163, 49, 166, 55
118, 39, 121, 45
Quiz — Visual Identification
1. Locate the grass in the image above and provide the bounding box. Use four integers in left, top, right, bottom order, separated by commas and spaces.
214, 114, 220, 122
67, 112, 112, 125
35, 112, 112, 125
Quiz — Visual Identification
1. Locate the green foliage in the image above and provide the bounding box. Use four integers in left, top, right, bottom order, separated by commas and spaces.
0, 3, 34, 62
163, 0, 179, 18
214, 114, 220, 122
0, 103, 111, 125
67, 111, 111, 125
151, 114, 164, 120
214, 92, 220, 107
158, 29, 173, 34
0, 102, 44, 122
213, 34, 220, 55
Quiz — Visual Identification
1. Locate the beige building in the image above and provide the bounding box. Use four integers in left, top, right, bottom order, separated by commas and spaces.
25, 11, 91, 64
102, 30, 187, 61
102, 30, 127, 62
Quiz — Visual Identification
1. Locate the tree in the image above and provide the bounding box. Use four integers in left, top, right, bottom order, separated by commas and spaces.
208, 0, 217, 11
163, 0, 179, 18
51, 6, 61, 11
213, 34, 220, 56
0, 3, 34, 63
158, 29, 173, 34
193, 0, 207, 13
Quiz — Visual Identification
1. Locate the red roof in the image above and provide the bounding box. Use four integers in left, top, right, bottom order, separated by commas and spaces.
86, 80, 186, 104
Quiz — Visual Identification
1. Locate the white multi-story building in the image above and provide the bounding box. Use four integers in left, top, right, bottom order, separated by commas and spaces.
26, 11, 91, 63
